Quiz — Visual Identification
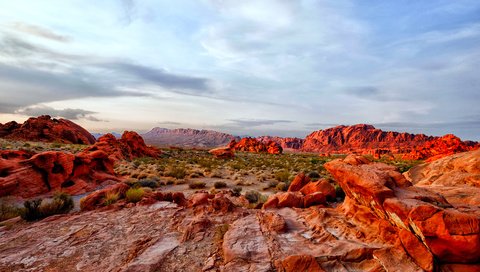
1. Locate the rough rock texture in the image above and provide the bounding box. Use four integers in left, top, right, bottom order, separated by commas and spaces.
404, 134, 480, 162
81, 131, 161, 162
256, 136, 304, 150
302, 124, 478, 160
0, 149, 119, 198
142, 127, 239, 148
208, 147, 234, 159
0, 132, 159, 198
325, 155, 480, 268
405, 148, 480, 187
0, 115, 95, 144
229, 138, 283, 154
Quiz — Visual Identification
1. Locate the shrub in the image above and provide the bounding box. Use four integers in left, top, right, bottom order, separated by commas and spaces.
245, 190, 260, 204
125, 187, 145, 203
214, 181, 227, 189
21, 192, 74, 221
165, 165, 187, 179
268, 181, 279, 188
103, 192, 120, 206
214, 224, 230, 244
307, 171, 321, 179
137, 178, 159, 188
189, 181, 206, 189
0, 202, 23, 222
274, 170, 290, 183
275, 182, 287, 191
231, 186, 242, 197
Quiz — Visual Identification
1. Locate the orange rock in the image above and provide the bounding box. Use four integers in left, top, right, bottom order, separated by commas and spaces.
229, 137, 283, 154
288, 173, 310, 192
277, 192, 304, 208
404, 134, 479, 162
0, 115, 95, 144
299, 179, 336, 200
279, 255, 324, 272
304, 192, 326, 207
399, 229, 434, 272
189, 192, 210, 207
208, 147, 234, 159
80, 183, 130, 211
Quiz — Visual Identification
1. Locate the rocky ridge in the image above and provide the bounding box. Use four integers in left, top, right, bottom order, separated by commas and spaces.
0, 131, 160, 198
0, 115, 95, 145
142, 128, 239, 148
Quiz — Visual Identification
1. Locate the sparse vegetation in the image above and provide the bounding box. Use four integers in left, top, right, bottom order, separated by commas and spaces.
103, 192, 120, 206
189, 181, 206, 189
0, 201, 23, 222
214, 181, 227, 189
21, 192, 74, 221
125, 187, 145, 203
165, 165, 187, 179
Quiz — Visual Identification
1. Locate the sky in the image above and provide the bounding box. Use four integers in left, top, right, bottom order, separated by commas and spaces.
0, 0, 479, 140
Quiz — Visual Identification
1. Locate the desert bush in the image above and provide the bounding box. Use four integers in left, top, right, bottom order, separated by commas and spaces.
165, 165, 187, 179
189, 181, 206, 189
268, 181, 279, 188
214, 181, 227, 189
21, 192, 74, 221
245, 190, 261, 204
276, 182, 287, 191
274, 170, 290, 183
307, 171, 321, 179
103, 192, 120, 206
137, 178, 159, 188
0, 202, 23, 222
125, 187, 145, 203
231, 186, 242, 196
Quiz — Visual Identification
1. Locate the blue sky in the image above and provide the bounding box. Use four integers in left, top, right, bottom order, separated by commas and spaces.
0, 0, 479, 140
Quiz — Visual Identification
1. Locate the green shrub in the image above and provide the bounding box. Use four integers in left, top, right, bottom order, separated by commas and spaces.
165, 165, 187, 179
189, 181, 206, 189
214, 181, 227, 189
137, 178, 159, 188
125, 187, 145, 203
21, 192, 74, 221
103, 192, 120, 206
307, 171, 321, 179
274, 170, 290, 183
231, 186, 242, 197
275, 182, 287, 191
0, 202, 23, 222
245, 190, 260, 204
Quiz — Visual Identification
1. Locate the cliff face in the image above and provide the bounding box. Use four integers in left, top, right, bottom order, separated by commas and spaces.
256, 136, 304, 150
302, 124, 434, 155
142, 127, 238, 148
0, 115, 96, 145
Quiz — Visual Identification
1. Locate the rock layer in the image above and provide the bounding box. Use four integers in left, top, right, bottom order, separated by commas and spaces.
0, 115, 95, 144
229, 138, 283, 154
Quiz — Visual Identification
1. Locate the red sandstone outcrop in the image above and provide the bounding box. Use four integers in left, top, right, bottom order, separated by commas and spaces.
302, 124, 478, 161
325, 155, 480, 268
81, 131, 161, 162
0, 115, 95, 144
256, 136, 304, 150
228, 137, 283, 154
208, 147, 234, 159
405, 148, 480, 188
403, 134, 479, 162
0, 131, 159, 198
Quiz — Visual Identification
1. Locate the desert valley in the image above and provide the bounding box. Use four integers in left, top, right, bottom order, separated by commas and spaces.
0, 115, 479, 271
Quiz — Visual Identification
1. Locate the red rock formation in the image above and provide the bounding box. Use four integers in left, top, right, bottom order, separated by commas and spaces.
256, 136, 304, 150
287, 173, 310, 192
81, 131, 161, 162
208, 147, 234, 159
0, 131, 159, 198
228, 137, 283, 154
403, 134, 479, 162
325, 155, 480, 267
302, 124, 478, 161
0, 115, 95, 144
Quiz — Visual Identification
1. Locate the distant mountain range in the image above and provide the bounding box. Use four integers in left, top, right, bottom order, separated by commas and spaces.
142, 128, 240, 148
91, 132, 122, 140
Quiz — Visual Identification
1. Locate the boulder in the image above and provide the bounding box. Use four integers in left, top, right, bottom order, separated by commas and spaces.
288, 173, 310, 192
229, 137, 283, 154
208, 147, 234, 159
299, 179, 336, 200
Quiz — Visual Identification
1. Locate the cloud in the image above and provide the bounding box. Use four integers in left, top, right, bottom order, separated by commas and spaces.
227, 119, 293, 127
15, 105, 102, 121
9, 22, 71, 42
157, 121, 182, 125
102, 62, 211, 92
